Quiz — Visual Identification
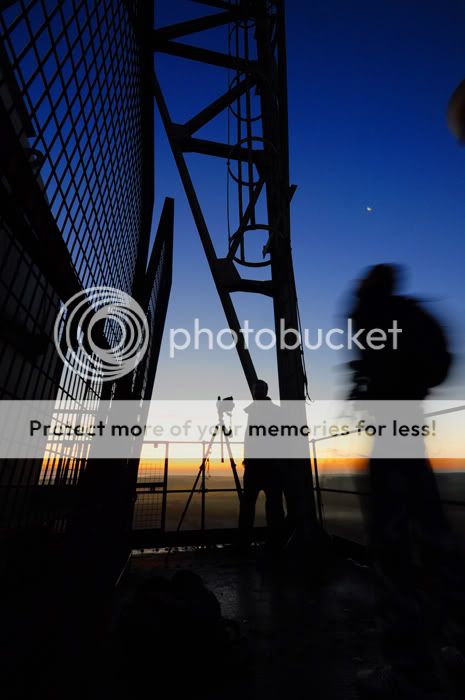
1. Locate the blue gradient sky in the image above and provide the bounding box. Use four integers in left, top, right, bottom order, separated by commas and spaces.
152, 0, 465, 401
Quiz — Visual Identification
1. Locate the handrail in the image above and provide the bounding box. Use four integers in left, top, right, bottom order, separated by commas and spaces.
134, 414, 465, 537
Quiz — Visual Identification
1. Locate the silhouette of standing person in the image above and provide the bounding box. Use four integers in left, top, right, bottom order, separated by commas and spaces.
348, 264, 464, 698
238, 380, 285, 551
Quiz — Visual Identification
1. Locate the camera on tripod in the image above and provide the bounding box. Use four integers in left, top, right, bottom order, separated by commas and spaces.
216, 395, 235, 419
174, 395, 242, 538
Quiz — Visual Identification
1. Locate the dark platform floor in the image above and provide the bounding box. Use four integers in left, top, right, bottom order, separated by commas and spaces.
3, 535, 463, 699
121, 547, 382, 700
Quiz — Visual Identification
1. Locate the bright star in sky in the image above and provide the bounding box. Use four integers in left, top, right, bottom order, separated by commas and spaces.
366, 206, 374, 212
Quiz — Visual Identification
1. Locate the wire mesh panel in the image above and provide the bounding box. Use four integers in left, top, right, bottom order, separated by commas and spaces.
0, 0, 147, 292
133, 445, 168, 532
0, 0, 161, 532
134, 199, 173, 403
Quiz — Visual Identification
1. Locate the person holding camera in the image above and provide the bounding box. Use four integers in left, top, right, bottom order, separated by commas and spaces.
238, 380, 285, 552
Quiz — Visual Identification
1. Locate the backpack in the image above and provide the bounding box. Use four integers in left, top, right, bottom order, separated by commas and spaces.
396, 296, 452, 391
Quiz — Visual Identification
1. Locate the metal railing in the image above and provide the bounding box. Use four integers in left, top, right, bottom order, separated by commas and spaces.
133, 439, 245, 536
132, 408, 465, 547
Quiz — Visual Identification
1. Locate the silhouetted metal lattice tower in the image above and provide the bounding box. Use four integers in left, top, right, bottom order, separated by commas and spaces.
153, 0, 318, 536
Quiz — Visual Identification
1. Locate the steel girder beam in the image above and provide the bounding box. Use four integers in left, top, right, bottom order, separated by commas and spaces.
153, 73, 259, 389
191, 0, 242, 10
253, 1, 318, 536
183, 75, 256, 136
152, 3, 297, 395
153, 10, 242, 42
153, 38, 260, 73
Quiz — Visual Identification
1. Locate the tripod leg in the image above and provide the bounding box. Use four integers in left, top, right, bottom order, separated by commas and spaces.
175, 424, 220, 534
201, 454, 206, 532
176, 465, 204, 534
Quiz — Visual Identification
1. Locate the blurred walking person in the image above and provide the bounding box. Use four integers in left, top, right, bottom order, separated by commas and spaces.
347, 264, 464, 699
